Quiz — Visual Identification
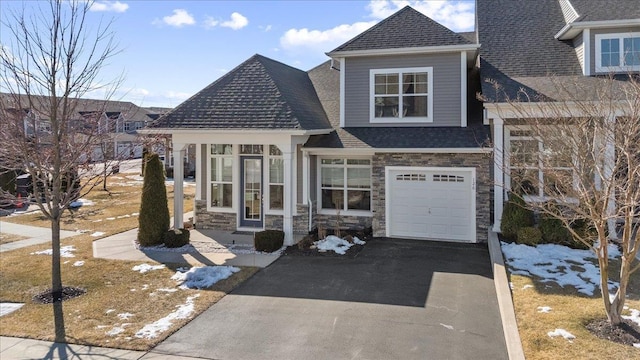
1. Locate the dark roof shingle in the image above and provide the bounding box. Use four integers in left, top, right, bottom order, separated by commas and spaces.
330, 6, 472, 53
151, 55, 331, 130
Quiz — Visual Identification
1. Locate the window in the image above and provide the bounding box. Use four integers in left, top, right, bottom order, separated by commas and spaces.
209, 144, 233, 208
370, 67, 433, 123
596, 33, 640, 72
124, 122, 133, 132
268, 145, 284, 210
508, 128, 573, 199
320, 158, 371, 211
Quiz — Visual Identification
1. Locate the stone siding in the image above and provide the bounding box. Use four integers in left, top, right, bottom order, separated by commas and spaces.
372, 153, 492, 243
264, 214, 283, 231
194, 200, 237, 230
293, 204, 312, 234
315, 213, 373, 232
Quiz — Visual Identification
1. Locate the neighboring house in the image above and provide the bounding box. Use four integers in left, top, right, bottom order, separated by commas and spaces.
478, 0, 640, 232
147, 6, 490, 245
0, 93, 157, 161
149, 1, 639, 245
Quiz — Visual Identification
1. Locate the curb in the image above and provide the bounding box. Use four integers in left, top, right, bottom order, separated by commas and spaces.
488, 229, 525, 360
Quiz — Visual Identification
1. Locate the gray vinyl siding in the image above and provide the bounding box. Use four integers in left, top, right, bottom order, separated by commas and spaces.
344, 53, 462, 127
573, 32, 584, 73
590, 26, 640, 74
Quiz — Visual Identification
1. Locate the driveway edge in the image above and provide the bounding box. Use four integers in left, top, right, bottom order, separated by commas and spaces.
488, 230, 525, 360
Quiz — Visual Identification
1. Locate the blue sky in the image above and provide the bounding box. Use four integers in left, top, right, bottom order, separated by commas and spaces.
0, 0, 475, 108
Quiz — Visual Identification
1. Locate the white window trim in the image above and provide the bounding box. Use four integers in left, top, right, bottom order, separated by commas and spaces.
207, 144, 235, 213
505, 126, 577, 203
369, 67, 433, 123
265, 146, 284, 215
595, 32, 640, 73
317, 156, 373, 216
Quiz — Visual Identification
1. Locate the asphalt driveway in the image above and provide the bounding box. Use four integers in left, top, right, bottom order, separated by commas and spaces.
152, 238, 508, 360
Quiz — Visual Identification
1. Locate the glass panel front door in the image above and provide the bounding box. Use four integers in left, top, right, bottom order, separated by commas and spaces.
241, 157, 263, 228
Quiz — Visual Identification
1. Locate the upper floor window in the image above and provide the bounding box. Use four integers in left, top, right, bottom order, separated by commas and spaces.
370, 67, 433, 123
595, 32, 640, 72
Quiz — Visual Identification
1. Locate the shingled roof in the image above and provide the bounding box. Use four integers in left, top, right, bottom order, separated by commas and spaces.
150, 55, 331, 130
570, 0, 640, 22
329, 6, 473, 54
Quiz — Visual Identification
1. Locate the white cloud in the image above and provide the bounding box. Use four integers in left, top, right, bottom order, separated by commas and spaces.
280, 21, 376, 52
153, 9, 196, 28
220, 12, 249, 30
280, 0, 474, 53
203, 16, 219, 29
367, 0, 474, 32
90, 1, 129, 13
262, 25, 272, 32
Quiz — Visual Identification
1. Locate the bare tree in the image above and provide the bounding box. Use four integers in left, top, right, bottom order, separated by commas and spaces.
0, 0, 121, 342
488, 74, 639, 326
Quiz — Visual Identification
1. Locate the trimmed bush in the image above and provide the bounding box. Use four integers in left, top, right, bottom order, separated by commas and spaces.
164, 228, 190, 248
568, 219, 596, 250
137, 153, 170, 247
500, 194, 534, 240
254, 230, 284, 253
517, 226, 543, 246
539, 214, 571, 245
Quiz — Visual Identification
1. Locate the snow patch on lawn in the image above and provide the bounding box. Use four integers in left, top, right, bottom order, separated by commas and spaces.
501, 242, 620, 296
132, 264, 166, 273
106, 327, 125, 336
105, 309, 115, 314
73, 261, 84, 267
623, 308, 640, 327
91, 231, 105, 237
537, 306, 552, 313
171, 266, 240, 289
314, 235, 365, 255
70, 198, 95, 207
522, 284, 534, 290
134, 294, 200, 339
548, 328, 575, 342
118, 312, 134, 320
0, 303, 24, 317
31, 245, 76, 258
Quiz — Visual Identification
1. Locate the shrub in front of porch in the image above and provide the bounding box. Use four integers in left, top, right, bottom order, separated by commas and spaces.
137, 153, 170, 246
164, 228, 190, 248
500, 194, 534, 240
254, 230, 284, 253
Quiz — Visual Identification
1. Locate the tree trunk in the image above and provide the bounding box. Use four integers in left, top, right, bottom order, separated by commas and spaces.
51, 211, 66, 342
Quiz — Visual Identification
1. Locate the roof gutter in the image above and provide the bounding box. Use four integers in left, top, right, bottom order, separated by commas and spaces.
138, 128, 333, 136
555, 18, 640, 40
326, 44, 481, 58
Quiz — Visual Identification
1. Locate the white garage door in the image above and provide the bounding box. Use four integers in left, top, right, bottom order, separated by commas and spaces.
387, 168, 475, 242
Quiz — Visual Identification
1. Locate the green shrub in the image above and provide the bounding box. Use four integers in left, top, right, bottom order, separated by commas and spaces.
164, 228, 190, 248
254, 230, 284, 253
538, 215, 571, 244
137, 153, 170, 247
568, 219, 596, 250
501, 194, 534, 240
516, 226, 543, 246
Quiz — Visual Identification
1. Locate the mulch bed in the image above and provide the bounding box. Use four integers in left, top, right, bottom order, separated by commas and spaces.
283, 229, 373, 259
32, 286, 87, 304
586, 318, 640, 347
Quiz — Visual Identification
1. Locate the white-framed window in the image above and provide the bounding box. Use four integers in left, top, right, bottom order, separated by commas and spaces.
209, 144, 233, 208
595, 32, 640, 72
124, 122, 133, 132
507, 127, 574, 200
319, 158, 371, 212
370, 67, 433, 123
268, 145, 284, 210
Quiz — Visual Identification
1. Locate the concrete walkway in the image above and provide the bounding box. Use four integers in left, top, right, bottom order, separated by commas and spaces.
0, 221, 79, 252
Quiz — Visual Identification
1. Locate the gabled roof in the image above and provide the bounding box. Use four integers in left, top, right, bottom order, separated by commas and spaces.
329, 6, 473, 54
150, 55, 331, 130
570, 0, 640, 22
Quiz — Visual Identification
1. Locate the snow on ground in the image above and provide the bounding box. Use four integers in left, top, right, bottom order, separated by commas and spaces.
623, 308, 640, 327
105, 309, 115, 314
117, 312, 134, 320
132, 264, 166, 273
548, 328, 576, 342
0, 303, 24, 317
537, 306, 552, 313
91, 231, 105, 237
31, 245, 76, 258
106, 327, 125, 336
134, 294, 200, 339
69, 198, 95, 208
171, 266, 240, 289
501, 242, 621, 296
73, 261, 85, 267
314, 235, 365, 255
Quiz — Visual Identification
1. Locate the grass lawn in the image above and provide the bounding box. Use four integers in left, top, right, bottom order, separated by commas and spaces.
0, 173, 259, 350
0, 233, 29, 244
507, 251, 640, 359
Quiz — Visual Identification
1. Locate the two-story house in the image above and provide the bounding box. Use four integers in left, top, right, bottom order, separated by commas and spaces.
149, 6, 491, 245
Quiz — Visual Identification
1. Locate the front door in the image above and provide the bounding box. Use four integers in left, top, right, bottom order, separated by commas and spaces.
240, 156, 263, 228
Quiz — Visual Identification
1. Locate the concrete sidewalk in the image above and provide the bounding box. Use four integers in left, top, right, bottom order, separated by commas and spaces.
0, 221, 79, 252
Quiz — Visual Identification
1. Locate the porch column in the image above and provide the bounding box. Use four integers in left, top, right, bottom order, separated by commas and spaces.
302, 151, 309, 205
283, 148, 294, 245
173, 143, 186, 229
493, 117, 505, 232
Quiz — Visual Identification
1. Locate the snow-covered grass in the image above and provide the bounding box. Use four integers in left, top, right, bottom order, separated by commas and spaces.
314, 235, 365, 255
171, 266, 241, 289
503, 241, 640, 359
132, 263, 166, 273
0, 303, 24, 317
134, 294, 200, 339
31, 245, 76, 258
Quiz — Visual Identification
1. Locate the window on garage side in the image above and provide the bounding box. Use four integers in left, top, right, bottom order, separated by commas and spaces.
320, 158, 371, 211
210, 144, 233, 208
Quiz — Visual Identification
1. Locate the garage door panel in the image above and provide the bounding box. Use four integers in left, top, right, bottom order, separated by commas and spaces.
388, 169, 474, 242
